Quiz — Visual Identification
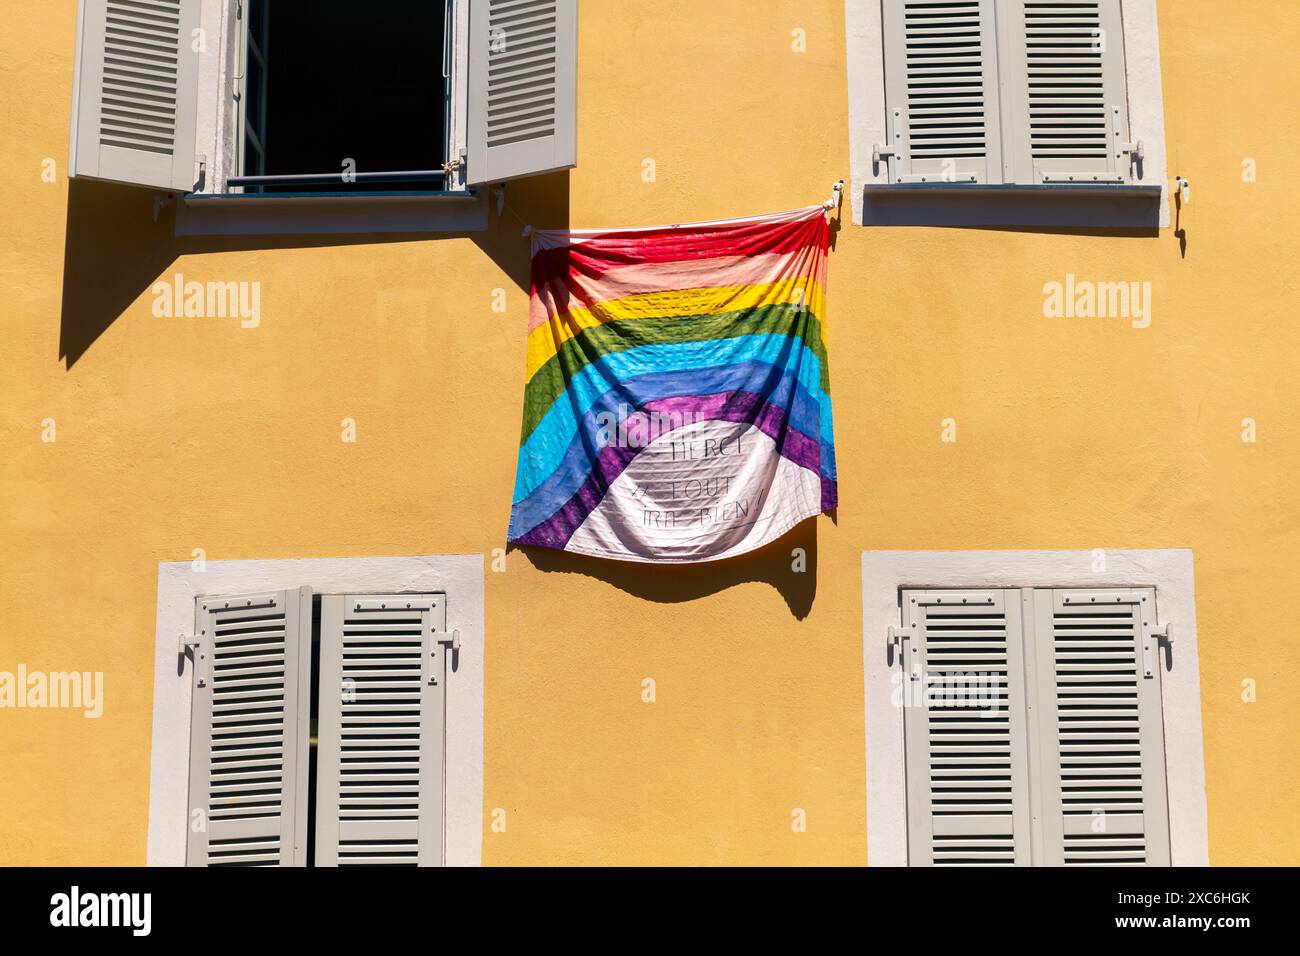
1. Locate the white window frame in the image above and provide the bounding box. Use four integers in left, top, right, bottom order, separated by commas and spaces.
202, 0, 468, 193
861, 549, 1208, 866
234, 0, 269, 180
845, 0, 1171, 226
180, 0, 486, 236
146, 554, 485, 866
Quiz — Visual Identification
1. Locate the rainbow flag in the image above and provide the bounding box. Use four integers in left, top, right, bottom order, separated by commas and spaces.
507, 205, 837, 563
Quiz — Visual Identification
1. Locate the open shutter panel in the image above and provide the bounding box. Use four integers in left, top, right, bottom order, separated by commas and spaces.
315, 594, 447, 866
466, 0, 578, 185
1000, 0, 1133, 183
70, 0, 201, 192
185, 588, 312, 866
880, 0, 1003, 183
901, 590, 1033, 865
1028, 588, 1171, 865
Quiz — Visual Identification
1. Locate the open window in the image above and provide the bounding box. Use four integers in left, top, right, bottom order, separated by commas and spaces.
230, 0, 451, 195
69, 0, 578, 200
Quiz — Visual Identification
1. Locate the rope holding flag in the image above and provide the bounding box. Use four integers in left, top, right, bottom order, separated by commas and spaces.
507, 205, 837, 563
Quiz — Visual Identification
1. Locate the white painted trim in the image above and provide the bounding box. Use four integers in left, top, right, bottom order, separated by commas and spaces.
843, 0, 1171, 227
200, 0, 467, 193
147, 555, 485, 867
448, 0, 470, 190
861, 550, 1208, 867
844, 0, 886, 227
193, 0, 237, 192
1119, 0, 1171, 226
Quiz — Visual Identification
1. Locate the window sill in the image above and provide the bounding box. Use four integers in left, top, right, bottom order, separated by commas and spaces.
187, 189, 478, 204
174, 188, 488, 237
864, 182, 1162, 198
859, 181, 1163, 231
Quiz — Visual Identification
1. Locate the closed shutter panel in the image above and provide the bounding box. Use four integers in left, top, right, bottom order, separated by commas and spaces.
185, 588, 312, 866
1027, 588, 1171, 865
880, 0, 1004, 183
70, 0, 201, 192
901, 590, 1032, 865
466, 0, 578, 185
315, 594, 448, 866
1000, 0, 1132, 183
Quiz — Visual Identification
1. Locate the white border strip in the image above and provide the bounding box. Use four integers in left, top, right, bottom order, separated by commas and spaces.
844, 0, 886, 227
861, 549, 1208, 866
146, 554, 485, 867
533, 205, 828, 247
1119, 0, 1171, 227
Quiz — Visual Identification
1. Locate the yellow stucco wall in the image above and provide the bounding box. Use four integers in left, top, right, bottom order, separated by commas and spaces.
1, 1, 1296, 865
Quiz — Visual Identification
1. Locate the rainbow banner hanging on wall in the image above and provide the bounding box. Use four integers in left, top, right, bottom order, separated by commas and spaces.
506, 205, 837, 563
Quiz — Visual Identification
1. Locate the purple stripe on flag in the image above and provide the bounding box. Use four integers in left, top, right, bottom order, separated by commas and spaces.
512, 389, 824, 549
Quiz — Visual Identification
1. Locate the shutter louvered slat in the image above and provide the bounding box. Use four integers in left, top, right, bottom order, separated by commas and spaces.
315, 595, 447, 867
1029, 588, 1171, 866
881, 0, 1003, 183
467, 0, 578, 184
903, 587, 1173, 867
186, 588, 311, 867
902, 590, 1033, 865
1001, 0, 1131, 183
70, 0, 200, 191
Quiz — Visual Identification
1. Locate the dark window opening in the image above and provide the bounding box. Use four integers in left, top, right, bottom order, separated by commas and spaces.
242, 0, 448, 193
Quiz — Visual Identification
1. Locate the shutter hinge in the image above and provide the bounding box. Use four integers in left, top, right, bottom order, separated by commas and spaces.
874, 108, 905, 182
1143, 622, 1171, 678
437, 628, 461, 653
1112, 104, 1143, 180
888, 624, 919, 681
178, 633, 207, 686
1120, 136, 1144, 181
442, 152, 467, 186
887, 624, 907, 652
430, 629, 461, 685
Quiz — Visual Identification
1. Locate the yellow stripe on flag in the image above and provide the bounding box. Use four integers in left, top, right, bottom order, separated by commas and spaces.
525, 277, 827, 378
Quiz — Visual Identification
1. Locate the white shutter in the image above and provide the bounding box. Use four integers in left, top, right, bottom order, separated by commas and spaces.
315, 594, 448, 866
185, 588, 312, 867
1027, 588, 1171, 865
999, 0, 1133, 183
901, 590, 1033, 865
70, 0, 201, 192
466, 0, 578, 185
880, 0, 1004, 183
